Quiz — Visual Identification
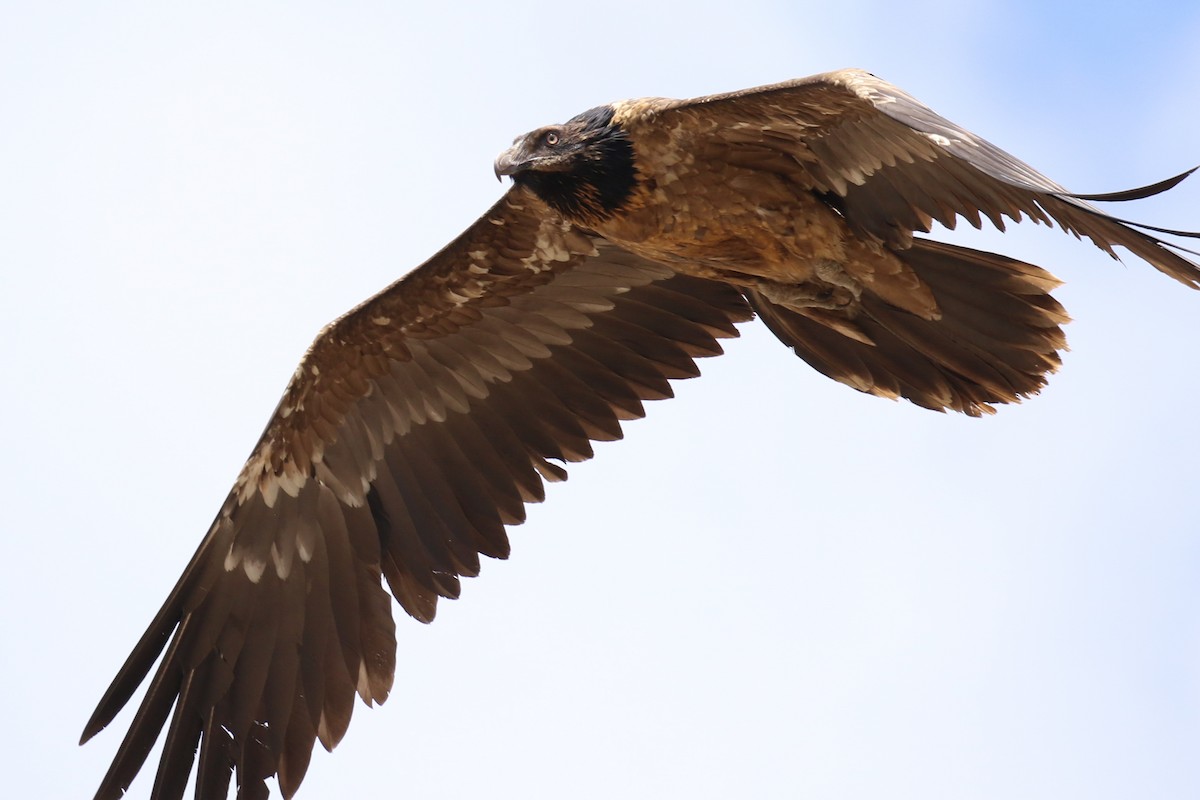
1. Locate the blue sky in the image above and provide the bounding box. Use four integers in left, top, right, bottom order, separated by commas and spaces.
3, 2, 1200, 798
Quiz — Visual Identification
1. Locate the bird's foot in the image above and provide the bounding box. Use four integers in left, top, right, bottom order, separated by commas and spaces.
754, 278, 855, 311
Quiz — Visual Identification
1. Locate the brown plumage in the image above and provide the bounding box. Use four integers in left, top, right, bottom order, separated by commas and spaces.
83, 69, 1198, 799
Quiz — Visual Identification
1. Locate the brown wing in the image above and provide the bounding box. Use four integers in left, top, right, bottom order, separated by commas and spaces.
81, 186, 752, 800
610, 70, 1197, 416
621, 68, 1200, 287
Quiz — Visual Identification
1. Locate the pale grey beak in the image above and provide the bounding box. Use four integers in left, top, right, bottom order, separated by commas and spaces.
493, 145, 526, 181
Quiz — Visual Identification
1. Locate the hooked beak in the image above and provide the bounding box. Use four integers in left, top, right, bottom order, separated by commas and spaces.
493, 144, 528, 181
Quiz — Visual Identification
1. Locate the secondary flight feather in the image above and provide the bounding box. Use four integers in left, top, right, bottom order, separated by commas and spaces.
83, 69, 1200, 799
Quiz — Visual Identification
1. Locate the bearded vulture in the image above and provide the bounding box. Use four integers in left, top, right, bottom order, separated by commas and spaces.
82, 69, 1199, 800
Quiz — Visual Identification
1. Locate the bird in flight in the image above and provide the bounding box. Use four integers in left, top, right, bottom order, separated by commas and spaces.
83, 69, 1199, 800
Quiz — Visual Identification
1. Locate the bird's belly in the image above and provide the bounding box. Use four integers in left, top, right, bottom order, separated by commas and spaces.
596, 178, 939, 317
601, 189, 858, 287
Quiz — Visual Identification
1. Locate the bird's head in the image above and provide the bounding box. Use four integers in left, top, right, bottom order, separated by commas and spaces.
494, 105, 637, 226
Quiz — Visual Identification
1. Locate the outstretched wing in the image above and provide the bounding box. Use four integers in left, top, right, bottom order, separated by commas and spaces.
82, 186, 752, 800
624, 68, 1200, 287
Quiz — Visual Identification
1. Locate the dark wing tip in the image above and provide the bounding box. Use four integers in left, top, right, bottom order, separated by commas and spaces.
1067, 165, 1199, 202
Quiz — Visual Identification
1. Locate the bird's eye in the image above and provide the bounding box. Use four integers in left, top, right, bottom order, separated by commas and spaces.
543, 131, 559, 146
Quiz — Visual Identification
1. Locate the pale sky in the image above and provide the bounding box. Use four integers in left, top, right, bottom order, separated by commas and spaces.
4, 2, 1200, 799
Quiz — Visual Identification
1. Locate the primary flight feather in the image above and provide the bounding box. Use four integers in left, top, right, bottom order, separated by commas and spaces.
83, 69, 1199, 799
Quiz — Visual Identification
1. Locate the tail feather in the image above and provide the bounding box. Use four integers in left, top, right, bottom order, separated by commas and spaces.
749, 238, 1070, 416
